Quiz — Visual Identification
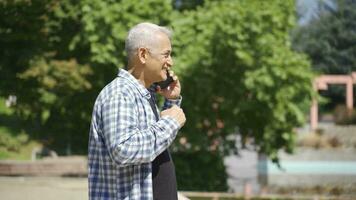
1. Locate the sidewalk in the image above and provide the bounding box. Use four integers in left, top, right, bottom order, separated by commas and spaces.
0, 176, 190, 200
0, 176, 87, 200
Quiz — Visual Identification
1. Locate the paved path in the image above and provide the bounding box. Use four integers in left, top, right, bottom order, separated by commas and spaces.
0, 176, 87, 200
0, 176, 190, 200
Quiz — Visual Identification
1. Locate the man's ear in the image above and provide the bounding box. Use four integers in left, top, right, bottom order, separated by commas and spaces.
138, 47, 148, 64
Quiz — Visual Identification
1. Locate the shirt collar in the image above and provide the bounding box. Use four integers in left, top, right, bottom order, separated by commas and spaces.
118, 68, 151, 99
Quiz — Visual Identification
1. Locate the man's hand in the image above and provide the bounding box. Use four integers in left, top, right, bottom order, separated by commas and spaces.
157, 70, 181, 99
161, 105, 186, 128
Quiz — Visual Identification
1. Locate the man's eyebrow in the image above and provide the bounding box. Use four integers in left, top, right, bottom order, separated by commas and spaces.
164, 50, 172, 54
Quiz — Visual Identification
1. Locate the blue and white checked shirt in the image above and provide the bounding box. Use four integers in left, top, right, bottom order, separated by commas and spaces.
88, 69, 181, 200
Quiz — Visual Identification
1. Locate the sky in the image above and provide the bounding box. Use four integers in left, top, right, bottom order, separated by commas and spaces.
296, 0, 337, 25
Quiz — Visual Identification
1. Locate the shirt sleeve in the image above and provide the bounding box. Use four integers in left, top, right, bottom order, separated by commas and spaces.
162, 96, 182, 110
101, 94, 180, 166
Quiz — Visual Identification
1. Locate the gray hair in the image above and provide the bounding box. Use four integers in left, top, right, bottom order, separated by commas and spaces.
125, 22, 172, 61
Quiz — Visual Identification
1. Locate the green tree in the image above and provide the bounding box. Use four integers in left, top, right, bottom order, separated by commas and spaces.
292, 0, 356, 109
0, 0, 93, 154
0, 0, 49, 96
293, 0, 356, 74
1, 0, 315, 191
45, 0, 173, 153
0, 0, 173, 154
174, 0, 204, 11
172, 0, 314, 161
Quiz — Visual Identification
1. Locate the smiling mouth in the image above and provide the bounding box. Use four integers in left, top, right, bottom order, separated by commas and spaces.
162, 67, 169, 75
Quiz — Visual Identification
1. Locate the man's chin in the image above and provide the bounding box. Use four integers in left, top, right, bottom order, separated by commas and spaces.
154, 76, 165, 84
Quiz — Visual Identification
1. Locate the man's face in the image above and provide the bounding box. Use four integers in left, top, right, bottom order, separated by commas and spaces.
145, 32, 173, 83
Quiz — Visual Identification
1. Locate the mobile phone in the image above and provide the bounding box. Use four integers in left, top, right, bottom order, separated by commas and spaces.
156, 70, 174, 89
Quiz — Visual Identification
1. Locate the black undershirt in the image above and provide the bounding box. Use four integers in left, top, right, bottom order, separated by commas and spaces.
148, 90, 178, 200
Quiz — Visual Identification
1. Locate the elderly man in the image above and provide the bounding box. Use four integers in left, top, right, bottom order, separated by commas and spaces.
88, 22, 186, 200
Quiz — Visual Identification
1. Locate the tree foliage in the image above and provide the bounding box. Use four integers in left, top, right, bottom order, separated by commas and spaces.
172, 0, 314, 161
0, 0, 173, 154
1, 0, 315, 190
292, 0, 356, 109
292, 0, 356, 74
0, 0, 50, 96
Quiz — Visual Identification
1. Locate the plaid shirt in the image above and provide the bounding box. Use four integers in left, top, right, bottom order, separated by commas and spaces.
88, 69, 181, 200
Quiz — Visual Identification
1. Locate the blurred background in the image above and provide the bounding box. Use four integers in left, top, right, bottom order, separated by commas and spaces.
0, 0, 356, 199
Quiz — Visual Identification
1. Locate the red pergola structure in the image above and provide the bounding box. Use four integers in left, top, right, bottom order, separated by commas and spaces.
310, 72, 356, 130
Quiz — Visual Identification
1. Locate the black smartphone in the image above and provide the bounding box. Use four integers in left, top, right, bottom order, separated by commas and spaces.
156, 70, 174, 89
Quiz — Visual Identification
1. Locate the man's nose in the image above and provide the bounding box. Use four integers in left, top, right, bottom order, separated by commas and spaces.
166, 56, 173, 67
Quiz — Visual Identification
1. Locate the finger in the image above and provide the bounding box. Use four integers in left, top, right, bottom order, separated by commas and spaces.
161, 85, 170, 91
173, 75, 178, 81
